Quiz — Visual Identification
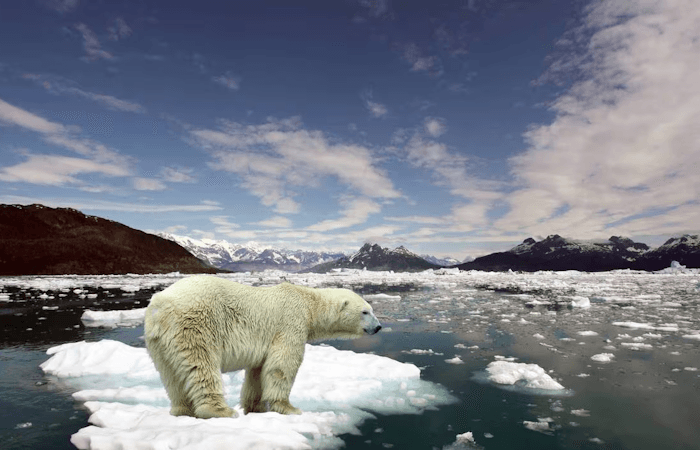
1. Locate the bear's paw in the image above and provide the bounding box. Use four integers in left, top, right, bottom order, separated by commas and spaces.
194, 404, 238, 419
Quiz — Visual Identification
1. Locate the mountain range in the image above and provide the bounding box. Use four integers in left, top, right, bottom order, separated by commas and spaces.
2, 203, 697, 275
304, 243, 442, 273
0, 204, 217, 275
157, 233, 346, 272
457, 234, 700, 272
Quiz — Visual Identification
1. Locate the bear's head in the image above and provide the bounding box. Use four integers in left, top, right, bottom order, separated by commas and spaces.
323, 288, 381, 340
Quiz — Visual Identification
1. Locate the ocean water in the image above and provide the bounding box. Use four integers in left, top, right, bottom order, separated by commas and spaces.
1, 270, 699, 449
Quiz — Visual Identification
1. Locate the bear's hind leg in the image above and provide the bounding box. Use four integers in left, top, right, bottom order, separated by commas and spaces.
241, 366, 264, 414
146, 337, 194, 417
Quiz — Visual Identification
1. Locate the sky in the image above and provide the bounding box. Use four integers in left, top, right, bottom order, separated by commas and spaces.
0, 0, 698, 259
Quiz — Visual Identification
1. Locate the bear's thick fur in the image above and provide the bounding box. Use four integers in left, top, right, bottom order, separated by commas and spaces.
144, 275, 381, 419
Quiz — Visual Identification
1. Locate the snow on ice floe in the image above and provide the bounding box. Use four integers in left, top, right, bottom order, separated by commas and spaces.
591, 353, 615, 363
41, 340, 456, 450
472, 360, 570, 396
80, 308, 146, 328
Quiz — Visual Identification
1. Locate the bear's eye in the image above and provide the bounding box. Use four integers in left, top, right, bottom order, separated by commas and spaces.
362, 311, 369, 315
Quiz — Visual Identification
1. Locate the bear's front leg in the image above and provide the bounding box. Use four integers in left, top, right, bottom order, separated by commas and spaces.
241, 366, 263, 414
259, 340, 304, 415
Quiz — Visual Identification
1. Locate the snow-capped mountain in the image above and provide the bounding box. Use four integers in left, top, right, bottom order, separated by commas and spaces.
458, 235, 652, 272
634, 234, 700, 270
306, 243, 441, 273
157, 233, 346, 272
420, 254, 463, 267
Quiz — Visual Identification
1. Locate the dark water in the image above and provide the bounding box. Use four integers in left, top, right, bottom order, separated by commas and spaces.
2, 280, 700, 450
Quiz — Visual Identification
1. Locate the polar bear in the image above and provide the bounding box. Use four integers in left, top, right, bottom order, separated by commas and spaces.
144, 275, 381, 419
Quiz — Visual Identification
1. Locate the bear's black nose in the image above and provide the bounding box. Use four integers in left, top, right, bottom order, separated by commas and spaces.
373, 325, 382, 334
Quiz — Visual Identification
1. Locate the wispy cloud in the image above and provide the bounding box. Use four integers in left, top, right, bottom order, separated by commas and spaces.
0, 195, 223, 213
399, 42, 440, 74
0, 98, 67, 134
0, 153, 129, 185
0, 97, 133, 187
160, 167, 195, 183
392, 119, 505, 231
190, 116, 401, 214
307, 197, 381, 231
257, 216, 293, 228
108, 17, 132, 41
24, 74, 145, 113
499, 0, 700, 238
361, 89, 388, 118
212, 73, 241, 91
74, 23, 113, 61
423, 117, 446, 137
133, 177, 167, 191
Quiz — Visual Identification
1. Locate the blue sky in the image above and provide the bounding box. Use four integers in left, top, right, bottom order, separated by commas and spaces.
1, 0, 698, 259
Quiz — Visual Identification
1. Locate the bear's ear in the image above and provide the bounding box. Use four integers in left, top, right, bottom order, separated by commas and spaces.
341, 299, 349, 311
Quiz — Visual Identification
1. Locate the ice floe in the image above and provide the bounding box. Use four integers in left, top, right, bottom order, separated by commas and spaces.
41, 340, 456, 450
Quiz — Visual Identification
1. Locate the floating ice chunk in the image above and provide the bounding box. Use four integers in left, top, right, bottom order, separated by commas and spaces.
457, 431, 474, 442
81, 308, 147, 328
533, 333, 545, 340
569, 296, 591, 308
41, 340, 456, 450
454, 343, 467, 349
682, 334, 700, 341
484, 361, 565, 391
591, 353, 615, 363
571, 409, 590, 417
446, 356, 464, 365
620, 343, 653, 350
441, 431, 484, 450
523, 419, 552, 433
363, 293, 401, 301
613, 322, 678, 332
577, 331, 598, 336
684, 367, 698, 372
15, 422, 32, 429
613, 322, 653, 329
403, 349, 443, 356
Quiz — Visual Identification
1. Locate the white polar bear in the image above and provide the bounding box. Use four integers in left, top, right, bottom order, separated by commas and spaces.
144, 275, 381, 419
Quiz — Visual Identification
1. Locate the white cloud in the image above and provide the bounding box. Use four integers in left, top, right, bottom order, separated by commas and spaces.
401, 43, 438, 73
0, 98, 133, 187
366, 101, 388, 118
72, 90, 144, 113
424, 117, 446, 137
210, 216, 240, 235
133, 177, 167, 191
361, 90, 388, 118
108, 17, 132, 41
212, 74, 241, 91
163, 225, 188, 234
28, 75, 146, 113
257, 216, 293, 228
0, 154, 129, 186
160, 167, 195, 183
191, 117, 400, 214
74, 23, 113, 61
0, 98, 67, 134
502, 0, 700, 238
307, 197, 381, 231
0, 195, 224, 213
385, 215, 445, 225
